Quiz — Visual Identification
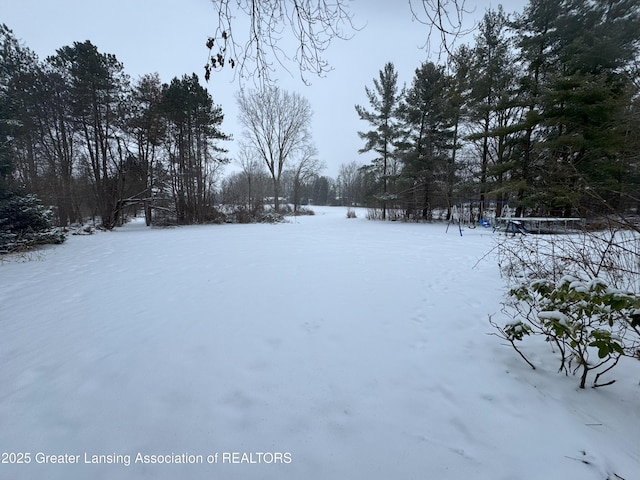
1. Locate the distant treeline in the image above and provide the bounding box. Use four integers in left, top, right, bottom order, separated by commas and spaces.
1, 1, 640, 231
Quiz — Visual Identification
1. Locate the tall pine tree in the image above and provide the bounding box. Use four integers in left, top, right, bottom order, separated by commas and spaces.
355, 62, 403, 220
397, 61, 453, 220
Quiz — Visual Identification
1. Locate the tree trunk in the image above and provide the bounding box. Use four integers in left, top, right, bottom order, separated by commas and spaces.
273, 177, 280, 213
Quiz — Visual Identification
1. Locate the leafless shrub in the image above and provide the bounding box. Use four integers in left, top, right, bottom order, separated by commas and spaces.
496, 228, 639, 292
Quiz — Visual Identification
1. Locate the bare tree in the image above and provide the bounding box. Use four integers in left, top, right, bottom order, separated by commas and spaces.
237, 142, 268, 210
205, 1, 473, 84
288, 145, 324, 212
336, 160, 362, 206
236, 86, 313, 212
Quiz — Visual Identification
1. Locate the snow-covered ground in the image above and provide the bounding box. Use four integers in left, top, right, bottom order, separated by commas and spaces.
0, 206, 638, 480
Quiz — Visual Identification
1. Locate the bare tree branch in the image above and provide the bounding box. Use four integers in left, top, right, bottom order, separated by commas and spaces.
205, 1, 476, 85
205, 0, 357, 85
408, 0, 475, 59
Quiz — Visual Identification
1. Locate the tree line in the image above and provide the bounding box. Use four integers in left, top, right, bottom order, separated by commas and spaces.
0, 26, 229, 234
222, 0, 640, 224
2, 0, 640, 244
354, 1, 640, 222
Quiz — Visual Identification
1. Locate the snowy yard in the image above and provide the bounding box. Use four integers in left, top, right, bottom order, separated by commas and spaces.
0, 206, 638, 480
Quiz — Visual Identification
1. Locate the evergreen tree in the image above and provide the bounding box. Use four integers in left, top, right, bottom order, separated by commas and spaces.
49, 41, 130, 228
29, 59, 83, 226
511, 0, 564, 216
445, 45, 473, 218
0, 24, 36, 194
310, 176, 333, 205
162, 73, 229, 223
397, 61, 453, 220
0, 25, 63, 250
537, 0, 640, 216
509, 0, 640, 217
3, 30, 83, 227
466, 7, 519, 218
128, 73, 166, 225
0, 26, 16, 191
355, 62, 403, 219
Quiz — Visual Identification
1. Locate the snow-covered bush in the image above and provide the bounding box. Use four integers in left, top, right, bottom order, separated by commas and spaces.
0, 190, 65, 253
259, 212, 286, 224
498, 276, 640, 388
0, 192, 51, 232
492, 229, 640, 388
292, 206, 315, 216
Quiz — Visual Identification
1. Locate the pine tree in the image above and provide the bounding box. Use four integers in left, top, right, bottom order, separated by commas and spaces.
355, 62, 403, 220
162, 74, 229, 223
536, 0, 640, 216
511, 0, 564, 216
445, 45, 473, 219
397, 61, 453, 220
49, 41, 130, 228
466, 7, 519, 218
0, 25, 60, 251
127, 73, 167, 226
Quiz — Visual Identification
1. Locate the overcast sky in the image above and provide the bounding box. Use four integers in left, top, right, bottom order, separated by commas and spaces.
2, 0, 528, 178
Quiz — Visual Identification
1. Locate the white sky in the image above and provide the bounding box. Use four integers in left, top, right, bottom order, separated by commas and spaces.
1, 0, 528, 178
